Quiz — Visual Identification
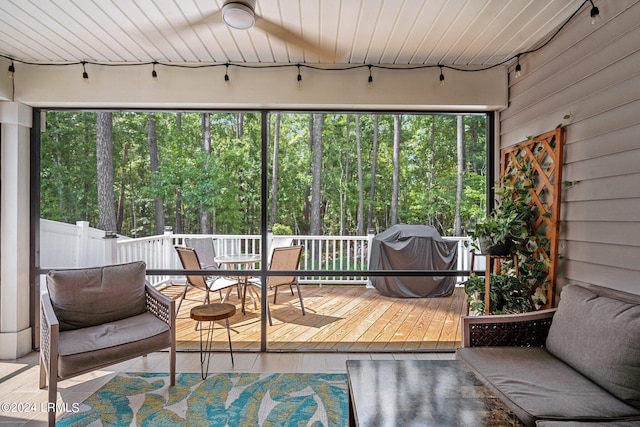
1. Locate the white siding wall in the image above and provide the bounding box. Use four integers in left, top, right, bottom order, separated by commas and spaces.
499, 0, 640, 298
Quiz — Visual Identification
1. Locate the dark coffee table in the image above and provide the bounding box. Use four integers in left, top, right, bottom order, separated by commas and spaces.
346, 359, 524, 426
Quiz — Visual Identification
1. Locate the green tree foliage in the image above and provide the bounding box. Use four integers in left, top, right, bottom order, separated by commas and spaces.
40, 111, 487, 237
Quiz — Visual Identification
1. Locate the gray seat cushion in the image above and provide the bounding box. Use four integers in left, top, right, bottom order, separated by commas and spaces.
546, 285, 640, 409
457, 347, 640, 426
57, 312, 170, 379
536, 422, 640, 427
46, 261, 147, 331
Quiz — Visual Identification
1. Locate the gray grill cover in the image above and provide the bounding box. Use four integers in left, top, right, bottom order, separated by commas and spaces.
369, 224, 458, 298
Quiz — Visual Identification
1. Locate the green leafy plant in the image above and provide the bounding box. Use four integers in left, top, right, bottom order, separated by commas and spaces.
464, 273, 534, 315
467, 162, 534, 255
271, 223, 292, 235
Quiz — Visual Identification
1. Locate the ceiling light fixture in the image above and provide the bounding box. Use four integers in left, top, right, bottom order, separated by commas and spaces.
151, 62, 158, 81
7, 61, 15, 78
589, 0, 601, 24
224, 63, 231, 86
439, 66, 445, 86
296, 64, 302, 87
222, 1, 256, 30
367, 65, 373, 88
515, 55, 522, 78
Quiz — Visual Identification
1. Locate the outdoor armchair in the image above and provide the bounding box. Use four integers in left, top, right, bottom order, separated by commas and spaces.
248, 245, 305, 325
39, 261, 175, 427
184, 237, 220, 269
174, 246, 240, 315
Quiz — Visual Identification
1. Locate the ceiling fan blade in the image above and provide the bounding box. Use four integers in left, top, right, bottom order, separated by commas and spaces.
254, 16, 335, 61
173, 10, 224, 33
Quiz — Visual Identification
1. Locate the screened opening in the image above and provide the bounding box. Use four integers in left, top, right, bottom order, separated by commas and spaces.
37, 110, 489, 351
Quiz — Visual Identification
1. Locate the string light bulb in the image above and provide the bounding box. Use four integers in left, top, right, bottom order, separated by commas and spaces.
439, 66, 445, 86
589, 0, 601, 24
81, 62, 89, 84
296, 64, 302, 88
151, 62, 158, 81
224, 63, 230, 87
367, 65, 373, 88
7, 61, 15, 79
515, 55, 522, 78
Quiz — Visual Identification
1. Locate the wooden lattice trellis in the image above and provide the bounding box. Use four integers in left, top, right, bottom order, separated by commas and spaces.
500, 128, 564, 308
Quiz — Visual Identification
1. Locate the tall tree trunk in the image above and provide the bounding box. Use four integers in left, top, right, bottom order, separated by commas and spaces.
355, 115, 364, 235
116, 143, 128, 233
455, 115, 465, 236
428, 119, 436, 227
235, 113, 245, 231
175, 188, 182, 234
367, 114, 379, 232
310, 113, 323, 236
303, 115, 313, 229
96, 112, 117, 232
391, 114, 401, 225
200, 113, 211, 233
147, 113, 165, 235
235, 113, 244, 138
270, 113, 281, 225
341, 115, 351, 235
174, 112, 182, 233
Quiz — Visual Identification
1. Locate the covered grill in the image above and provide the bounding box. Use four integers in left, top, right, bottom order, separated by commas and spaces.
369, 224, 458, 298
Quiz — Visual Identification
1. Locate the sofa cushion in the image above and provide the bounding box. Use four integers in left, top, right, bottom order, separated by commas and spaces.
46, 261, 148, 331
57, 312, 170, 379
457, 347, 640, 426
546, 285, 640, 409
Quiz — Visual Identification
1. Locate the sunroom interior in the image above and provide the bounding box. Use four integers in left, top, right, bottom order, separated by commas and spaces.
1, 0, 639, 424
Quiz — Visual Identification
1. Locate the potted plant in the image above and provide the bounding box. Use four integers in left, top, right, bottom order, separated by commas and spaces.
467, 166, 534, 255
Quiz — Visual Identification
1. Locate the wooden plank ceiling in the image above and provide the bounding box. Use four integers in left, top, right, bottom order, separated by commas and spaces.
0, 0, 586, 66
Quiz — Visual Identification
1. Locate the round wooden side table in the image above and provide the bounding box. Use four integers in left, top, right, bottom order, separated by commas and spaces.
190, 303, 236, 379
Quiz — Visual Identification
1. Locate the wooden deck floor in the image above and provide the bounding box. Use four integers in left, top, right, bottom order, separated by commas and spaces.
161, 284, 467, 351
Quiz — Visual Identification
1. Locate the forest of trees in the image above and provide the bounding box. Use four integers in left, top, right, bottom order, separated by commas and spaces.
39, 111, 488, 238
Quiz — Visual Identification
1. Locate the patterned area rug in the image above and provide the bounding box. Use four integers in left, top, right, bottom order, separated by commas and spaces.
58, 372, 348, 427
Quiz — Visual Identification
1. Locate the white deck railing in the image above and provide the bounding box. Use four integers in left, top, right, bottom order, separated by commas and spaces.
40, 220, 479, 286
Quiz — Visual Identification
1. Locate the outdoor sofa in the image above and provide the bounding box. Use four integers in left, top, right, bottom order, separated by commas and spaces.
456, 283, 640, 426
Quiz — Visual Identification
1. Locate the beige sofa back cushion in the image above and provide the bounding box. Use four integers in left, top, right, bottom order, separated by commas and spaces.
46, 261, 148, 331
546, 284, 640, 409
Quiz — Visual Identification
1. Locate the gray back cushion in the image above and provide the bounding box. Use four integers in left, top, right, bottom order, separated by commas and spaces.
546, 284, 640, 409
46, 261, 147, 331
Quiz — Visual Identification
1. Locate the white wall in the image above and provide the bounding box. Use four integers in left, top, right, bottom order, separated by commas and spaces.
7, 62, 507, 111
499, 0, 640, 297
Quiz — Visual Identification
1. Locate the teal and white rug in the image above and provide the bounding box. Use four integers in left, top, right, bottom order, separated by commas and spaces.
58, 372, 349, 427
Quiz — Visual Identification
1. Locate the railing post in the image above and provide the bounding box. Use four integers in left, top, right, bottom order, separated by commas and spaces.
103, 230, 118, 265
266, 228, 273, 257
76, 221, 90, 267
366, 228, 375, 268
163, 226, 174, 273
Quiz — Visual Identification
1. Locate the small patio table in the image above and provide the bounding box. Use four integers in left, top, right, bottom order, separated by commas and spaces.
190, 303, 236, 379
214, 253, 261, 314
